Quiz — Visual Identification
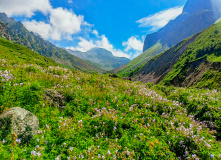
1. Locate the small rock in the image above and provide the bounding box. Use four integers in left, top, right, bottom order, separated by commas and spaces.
45, 89, 66, 108
0, 107, 39, 143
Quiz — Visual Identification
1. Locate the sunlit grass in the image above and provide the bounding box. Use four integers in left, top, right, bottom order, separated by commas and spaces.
0, 37, 221, 159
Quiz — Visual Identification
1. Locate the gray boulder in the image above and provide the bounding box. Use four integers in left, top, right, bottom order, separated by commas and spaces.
0, 107, 39, 142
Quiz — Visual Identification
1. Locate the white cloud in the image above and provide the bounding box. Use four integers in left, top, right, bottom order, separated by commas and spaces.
122, 36, 143, 52
92, 30, 99, 36
136, 6, 183, 31
72, 37, 96, 52
68, 0, 73, 4
23, 7, 87, 41
0, 0, 51, 17
23, 20, 53, 39
1, 0, 88, 41
122, 36, 143, 58
67, 33, 131, 58
50, 8, 83, 35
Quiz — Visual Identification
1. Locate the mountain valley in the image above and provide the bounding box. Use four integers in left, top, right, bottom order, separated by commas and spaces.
0, 0, 221, 159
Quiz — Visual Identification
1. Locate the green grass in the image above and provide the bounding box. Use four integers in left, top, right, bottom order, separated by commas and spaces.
207, 53, 221, 62
117, 42, 163, 77
0, 37, 59, 67
0, 37, 221, 159
163, 22, 221, 87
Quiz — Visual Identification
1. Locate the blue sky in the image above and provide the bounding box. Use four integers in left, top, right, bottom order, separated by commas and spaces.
0, 0, 187, 59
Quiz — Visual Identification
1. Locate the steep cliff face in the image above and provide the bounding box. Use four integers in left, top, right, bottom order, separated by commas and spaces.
183, 0, 213, 14
0, 22, 11, 40
135, 21, 221, 89
143, 0, 221, 52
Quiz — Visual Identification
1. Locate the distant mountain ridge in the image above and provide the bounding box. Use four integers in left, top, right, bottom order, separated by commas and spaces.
115, 0, 221, 76
67, 48, 130, 70
0, 13, 104, 73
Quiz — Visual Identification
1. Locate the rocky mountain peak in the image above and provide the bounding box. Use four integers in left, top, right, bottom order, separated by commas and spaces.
183, 0, 213, 14
143, 0, 221, 52
88, 47, 113, 56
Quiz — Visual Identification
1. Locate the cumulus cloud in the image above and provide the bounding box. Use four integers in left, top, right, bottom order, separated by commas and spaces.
23, 20, 53, 39
121, 36, 144, 58
0, 0, 51, 17
136, 6, 183, 31
50, 8, 83, 35
23, 7, 87, 41
1, 0, 87, 41
67, 33, 131, 58
122, 36, 143, 52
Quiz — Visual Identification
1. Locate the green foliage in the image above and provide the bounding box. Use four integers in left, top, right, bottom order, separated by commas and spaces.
117, 42, 163, 77
0, 38, 221, 159
163, 22, 221, 88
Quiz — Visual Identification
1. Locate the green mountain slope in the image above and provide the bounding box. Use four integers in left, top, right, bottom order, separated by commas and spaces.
0, 36, 221, 159
67, 48, 130, 71
114, 42, 166, 76
0, 37, 58, 67
0, 13, 103, 73
134, 22, 221, 89
163, 22, 221, 88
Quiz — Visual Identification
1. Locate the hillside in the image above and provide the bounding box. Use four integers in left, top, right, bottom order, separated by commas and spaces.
113, 42, 166, 76
133, 21, 221, 89
0, 37, 59, 67
116, 0, 221, 76
67, 48, 130, 71
0, 13, 103, 73
0, 37, 221, 159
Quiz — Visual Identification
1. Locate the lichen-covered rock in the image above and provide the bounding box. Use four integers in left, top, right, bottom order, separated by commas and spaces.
0, 107, 39, 142
45, 89, 66, 108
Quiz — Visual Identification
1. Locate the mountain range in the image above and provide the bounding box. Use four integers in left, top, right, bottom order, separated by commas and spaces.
67, 48, 130, 71
0, 13, 104, 73
0, 0, 220, 89
115, 0, 221, 76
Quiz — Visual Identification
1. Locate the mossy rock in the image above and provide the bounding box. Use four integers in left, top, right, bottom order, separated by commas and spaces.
45, 89, 66, 108
0, 107, 39, 143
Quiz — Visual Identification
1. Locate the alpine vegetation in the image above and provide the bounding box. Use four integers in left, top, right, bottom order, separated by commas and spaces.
0, 37, 220, 159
